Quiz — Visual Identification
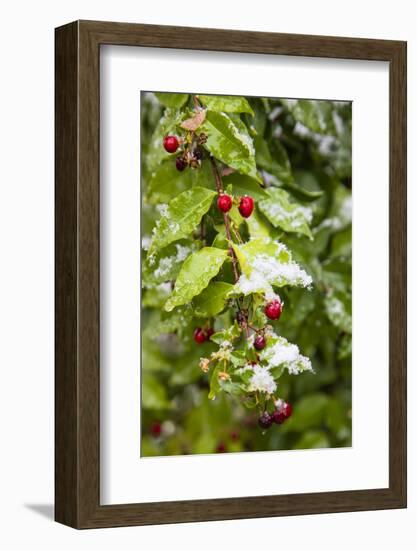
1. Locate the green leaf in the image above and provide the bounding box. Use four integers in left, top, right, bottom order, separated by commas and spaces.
222, 173, 269, 200
294, 430, 330, 449
148, 187, 216, 255
231, 238, 312, 295
199, 95, 254, 115
142, 284, 172, 308
154, 92, 189, 108
286, 171, 324, 202
258, 188, 313, 239
141, 331, 171, 373
208, 364, 222, 400
142, 373, 171, 409
254, 136, 293, 185
193, 282, 234, 317
143, 239, 198, 287
338, 332, 352, 359
324, 290, 352, 333
146, 108, 184, 172
282, 99, 336, 135
330, 226, 352, 258
152, 306, 193, 338
164, 247, 229, 311
245, 207, 271, 239
201, 111, 260, 181
146, 159, 213, 204
283, 393, 329, 432
170, 347, 205, 385
210, 322, 241, 344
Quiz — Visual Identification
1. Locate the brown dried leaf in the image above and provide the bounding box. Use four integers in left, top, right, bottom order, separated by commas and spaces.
180, 110, 206, 131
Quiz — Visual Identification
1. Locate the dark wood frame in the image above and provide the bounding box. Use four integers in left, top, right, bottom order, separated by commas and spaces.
55, 20, 407, 529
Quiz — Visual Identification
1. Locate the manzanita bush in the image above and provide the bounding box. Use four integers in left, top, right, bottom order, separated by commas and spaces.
141, 92, 352, 456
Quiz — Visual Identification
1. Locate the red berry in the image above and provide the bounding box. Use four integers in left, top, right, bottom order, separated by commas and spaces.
205, 327, 214, 338
230, 430, 239, 442
264, 299, 283, 320
271, 410, 286, 425
163, 135, 179, 153
238, 195, 254, 218
254, 335, 266, 350
194, 327, 207, 344
272, 400, 292, 424
281, 401, 292, 419
258, 411, 273, 429
216, 441, 227, 453
150, 422, 162, 437
217, 194, 233, 213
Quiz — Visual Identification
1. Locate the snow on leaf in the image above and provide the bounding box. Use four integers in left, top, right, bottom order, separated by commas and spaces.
260, 334, 313, 376
148, 187, 216, 256
281, 99, 336, 135
143, 240, 198, 288
259, 188, 313, 239
232, 238, 312, 296
248, 365, 277, 394
164, 247, 229, 312
324, 290, 352, 333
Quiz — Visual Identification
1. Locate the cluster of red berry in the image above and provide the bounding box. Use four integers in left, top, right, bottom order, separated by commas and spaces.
163, 135, 204, 172
193, 326, 214, 344
217, 192, 254, 219
258, 400, 292, 430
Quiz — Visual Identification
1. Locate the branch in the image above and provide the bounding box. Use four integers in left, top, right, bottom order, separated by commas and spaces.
209, 155, 240, 283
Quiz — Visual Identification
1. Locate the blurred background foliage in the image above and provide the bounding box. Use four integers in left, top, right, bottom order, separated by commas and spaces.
141, 92, 352, 456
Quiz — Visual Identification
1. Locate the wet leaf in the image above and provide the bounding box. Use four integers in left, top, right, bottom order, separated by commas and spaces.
154, 92, 189, 108
199, 95, 254, 115
193, 281, 234, 317
148, 187, 216, 255
165, 248, 229, 311
258, 188, 313, 239
201, 111, 260, 181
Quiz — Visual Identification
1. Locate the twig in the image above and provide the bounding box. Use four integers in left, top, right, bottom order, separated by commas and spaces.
209, 155, 240, 283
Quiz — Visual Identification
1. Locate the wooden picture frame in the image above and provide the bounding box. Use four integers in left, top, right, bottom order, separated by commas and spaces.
55, 20, 407, 529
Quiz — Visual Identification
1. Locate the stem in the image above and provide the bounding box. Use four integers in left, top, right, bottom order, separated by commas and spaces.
209, 155, 240, 284
200, 214, 206, 243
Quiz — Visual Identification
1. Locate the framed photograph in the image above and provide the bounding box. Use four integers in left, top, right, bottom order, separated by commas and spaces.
55, 20, 407, 528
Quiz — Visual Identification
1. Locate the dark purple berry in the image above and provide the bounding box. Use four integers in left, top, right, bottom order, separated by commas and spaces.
258, 411, 273, 429
236, 310, 246, 324
193, 148, 203, 160
254, 335, 266, 350
175, 156, 187, 171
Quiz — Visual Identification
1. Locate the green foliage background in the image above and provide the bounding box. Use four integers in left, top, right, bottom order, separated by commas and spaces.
141, 92, 352, 456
